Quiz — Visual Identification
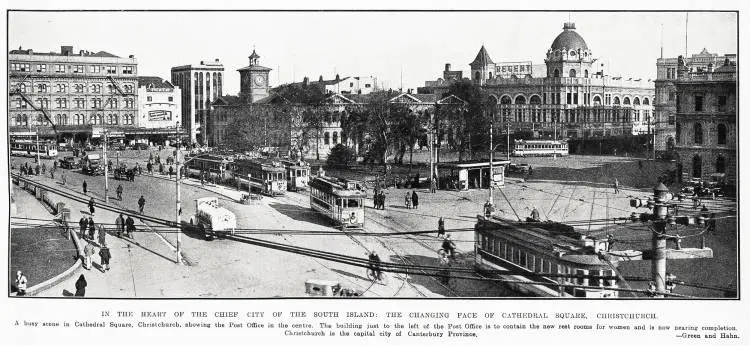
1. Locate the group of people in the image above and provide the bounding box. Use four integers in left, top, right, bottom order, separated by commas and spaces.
77, 215, 111, 272
404, 190, 419, 209
372, 190, 387, 210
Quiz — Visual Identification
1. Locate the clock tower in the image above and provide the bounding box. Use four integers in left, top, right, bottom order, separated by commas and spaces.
238, 48, 272, 102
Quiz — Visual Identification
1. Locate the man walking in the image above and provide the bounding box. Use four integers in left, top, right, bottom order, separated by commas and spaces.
405, 191, 411, 209
97, 224, 107, 247
87, 217, 96, 241
613, 178, 620, 194
83, 180, 88, 194
411, 190, 419, 209
116, 184, 123, 201
99, 245, 111, 272
115, 213, 125, 238
88, 197, 96, 215
437, 217, 446, 238
138, 195, 146, 214
125, 215, 135, 238
83, 242, 95, 270
79, 216, 88, 239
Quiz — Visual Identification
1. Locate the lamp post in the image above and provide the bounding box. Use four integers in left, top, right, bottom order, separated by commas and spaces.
174, 122, 182, 265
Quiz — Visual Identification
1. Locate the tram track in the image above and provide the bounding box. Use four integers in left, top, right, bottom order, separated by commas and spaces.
277, 192, 424, 297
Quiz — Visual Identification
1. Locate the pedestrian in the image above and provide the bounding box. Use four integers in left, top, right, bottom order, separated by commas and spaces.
404, 191, 411, 209
708, 213, 717, 234
159, 163, 164, 175
61, 171, 67, 185
529, 206, 541, 222
15, 271, 28, 296
125, 215, 135, 238
147, 162, 152, 174
79, 217, 87, 239
411, 190, 419, 209
99, 245, 111, 272
169, 165, 174, 178
54, 160, 58, 170
42, 162, 47, 174
483, 200, 494, 218
137, 163, 142, 176
138, 195, 146, 214
20, 165, 26, 175
613, 178, 620, 194
116, 184, 123, 201
50, 167, 55, 179
88, 197, 96, 215
115, 213, 125, 238
528, 166, 533, 177
74, 274, 87, 297
83, 180, 88, 194
88, 217, 96, 241
97, 224, 106, 246
380, 192, 386, 210
83, 242, 95, 270
35, 164, 40, 175
437, 217, 445, 238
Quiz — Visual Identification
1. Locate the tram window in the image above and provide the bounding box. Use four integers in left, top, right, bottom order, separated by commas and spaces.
347, 199, 360, 208
518, 250, 525, 266
501, 243, 507, 258
575, 269, 586, 285
589, 270, 601, 287
602, 270, 614, 287
302, 170, 307, 177
529, 255, 535, 270
336, 199, 342, 207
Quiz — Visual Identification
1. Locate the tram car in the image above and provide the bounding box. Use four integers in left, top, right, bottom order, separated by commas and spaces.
309, 176, 366, 229
511, 139, 569, 157
10, 140, 59, 158
234, 159, 287, 196
474, 216, 619, 298
281, 159, 311, 191
184, 153, 235, 177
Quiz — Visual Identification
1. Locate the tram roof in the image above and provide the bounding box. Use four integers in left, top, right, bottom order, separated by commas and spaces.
235, 158, 286, 171
310, 176, 367, 197
437, 160, 510, 169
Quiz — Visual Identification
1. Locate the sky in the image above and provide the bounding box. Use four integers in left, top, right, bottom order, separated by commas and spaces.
8, 11, 738, 95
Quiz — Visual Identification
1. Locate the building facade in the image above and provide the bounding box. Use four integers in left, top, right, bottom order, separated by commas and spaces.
673, 57, 736, 184
420, 22, 655, 140
238, 49, 272, 103
654, 49, 737, 152
323, 76, 378, 95
9, 45, 138, 144
132, 76, 182, 145
171, 59, 224, 144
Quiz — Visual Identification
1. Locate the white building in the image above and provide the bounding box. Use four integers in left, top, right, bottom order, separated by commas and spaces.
171, 59, 224, 144
137, 76, 181, 129
322, 75, 378, 95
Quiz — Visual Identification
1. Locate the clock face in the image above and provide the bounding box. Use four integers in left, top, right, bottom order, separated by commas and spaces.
253, 75, 266, 86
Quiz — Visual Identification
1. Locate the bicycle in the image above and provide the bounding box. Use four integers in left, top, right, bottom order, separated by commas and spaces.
366, 267, 388, 285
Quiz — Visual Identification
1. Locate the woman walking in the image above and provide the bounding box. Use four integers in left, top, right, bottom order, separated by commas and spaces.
74, 274, 87, 297
99, 245, 111, 272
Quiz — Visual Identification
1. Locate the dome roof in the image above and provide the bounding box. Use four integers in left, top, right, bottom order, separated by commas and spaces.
550, 22, 588, 51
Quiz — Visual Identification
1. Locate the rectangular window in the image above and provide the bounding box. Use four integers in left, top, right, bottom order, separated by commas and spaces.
123, 66, 134, 74
168, 96, 173, 102
694, 95, 704, 112
91, 65, 101, 73
566, 93, 572, 105
147, 96, 152, 102
55, 64, 66, 73
107, 66, 117, 74
573, 93, 579, 104
73, 65, 84, 73
718, 95, 727, 112
36, 64, 47, 73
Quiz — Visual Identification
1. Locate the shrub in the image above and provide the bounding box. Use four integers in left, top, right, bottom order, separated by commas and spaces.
326, 144, 357, 168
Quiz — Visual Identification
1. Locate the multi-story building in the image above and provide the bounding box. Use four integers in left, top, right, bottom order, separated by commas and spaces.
654, 49, 737, 152
171, 59, 224, 144
133, 76, 182, 145
673, 56, 736, 185
322, 75, 378, 95
9, 45, 138, 144
420, 22, 655, 140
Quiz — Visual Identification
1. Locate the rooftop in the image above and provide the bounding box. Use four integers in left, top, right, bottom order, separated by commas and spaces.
137, 76, 174, 89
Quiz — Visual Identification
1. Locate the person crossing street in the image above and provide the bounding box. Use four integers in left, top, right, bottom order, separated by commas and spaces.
116, 184, 123, 201
138, 195, 146, 214
115, 213, 125, 238
437, 216, 446, 238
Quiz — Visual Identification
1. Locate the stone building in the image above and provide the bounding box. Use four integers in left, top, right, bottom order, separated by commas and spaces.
420, 22, 655, 140
171, 59, 224, 144
673, 56, 736, 184
134, 76, 182, 145
9, 45, 138, 144
654, 49, 737, 152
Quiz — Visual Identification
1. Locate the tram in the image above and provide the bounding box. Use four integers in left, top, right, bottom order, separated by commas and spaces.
234, 159, 287, 196
511, 139, 568, 157
9, 139, 59, 158
184, 154, 235, 176
474, 216, 619, 298
280, 159, 311, 192
309, 176, 366, 229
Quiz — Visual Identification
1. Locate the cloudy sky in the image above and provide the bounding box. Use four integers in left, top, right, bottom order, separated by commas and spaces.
9, 11, 737, 95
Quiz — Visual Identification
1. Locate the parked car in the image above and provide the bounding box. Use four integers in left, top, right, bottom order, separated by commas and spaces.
58, 156, 79, 169
507, 163, 530, 174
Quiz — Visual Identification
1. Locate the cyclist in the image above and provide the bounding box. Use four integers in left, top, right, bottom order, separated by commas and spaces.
442, 234, 456, 259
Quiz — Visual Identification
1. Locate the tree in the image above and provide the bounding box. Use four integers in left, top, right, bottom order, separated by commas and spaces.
345, 90, 402, 171
446, 80, 491, 161
326, 144, 357, 168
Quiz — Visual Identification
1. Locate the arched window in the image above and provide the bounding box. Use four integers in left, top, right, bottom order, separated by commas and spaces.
489, 72, 493, 79
569, 69, 577, 78
474, 71, 481, 80
514, 95, 526, 104
613, 96, 620, 105
633, 97, 640, 106
332, 131, 339, 144
553, 69, 560, 77
500, 96, 512, 105
692, 155, 702, 178
643, 97, 650, 105
716, 156, 726, 174
675, 123, 681, 144
529, 95, 542, 104
623, 97, 631, 105
717, 123, 727, 145
593, 95, 601, 105
584, 70, 589, 78
694, 123, 703, 144
324, 132, 330, 145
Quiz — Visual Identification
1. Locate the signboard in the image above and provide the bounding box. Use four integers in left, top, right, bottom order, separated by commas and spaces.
495, 61, 533, 78
148, 110, 173, 121
92, 127, 125, 138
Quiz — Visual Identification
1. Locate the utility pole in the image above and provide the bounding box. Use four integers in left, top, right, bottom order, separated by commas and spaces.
506, 117, 510, 161
489, 107, 494, 206
175, 123, 182, 265
35, 128, 41, 163
429, 107, 435, 193
103, 130, 109, 203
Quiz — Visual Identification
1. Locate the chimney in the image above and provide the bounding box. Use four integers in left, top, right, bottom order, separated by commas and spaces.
129, 54, 135, 58
200, 60, 205, 65
215, 58, 220, 62
61, 46, 73, 56
445, 63, 451, 72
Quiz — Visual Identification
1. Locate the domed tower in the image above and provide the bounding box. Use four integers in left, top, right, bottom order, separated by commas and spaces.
545, 22, 595, 78
470, 45, 496, 85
